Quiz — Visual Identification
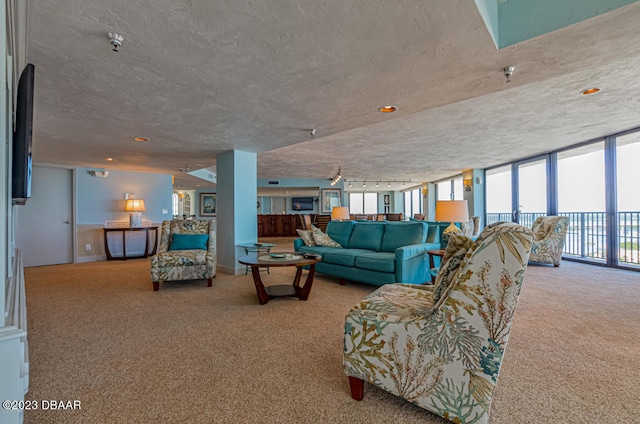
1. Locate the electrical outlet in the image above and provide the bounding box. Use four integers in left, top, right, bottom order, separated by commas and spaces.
85, 244, 91, 251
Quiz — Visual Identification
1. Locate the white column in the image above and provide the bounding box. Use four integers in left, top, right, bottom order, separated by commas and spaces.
216, 150, 257, 274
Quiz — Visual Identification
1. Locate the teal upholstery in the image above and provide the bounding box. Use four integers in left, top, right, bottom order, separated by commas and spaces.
169, 233, 209, 251
381, 222, 427, 251
294, 220, 441, 286
326, 220, 355, 247
355, 252, 396, 273
324, 249, 372, 267
348, 222, 385, 251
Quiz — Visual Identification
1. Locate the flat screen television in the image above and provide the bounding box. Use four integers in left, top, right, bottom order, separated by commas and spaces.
292, 197, 314, 211
12, 63, 34, 205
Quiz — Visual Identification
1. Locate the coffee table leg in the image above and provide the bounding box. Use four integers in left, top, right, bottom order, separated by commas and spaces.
251, 266, 270, 305
294, 264, 316, 301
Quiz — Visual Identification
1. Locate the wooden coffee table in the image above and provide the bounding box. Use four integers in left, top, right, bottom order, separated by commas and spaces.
238, 252, 322, 305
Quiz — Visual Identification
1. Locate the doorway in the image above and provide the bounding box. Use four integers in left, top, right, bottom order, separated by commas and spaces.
16, 166, 73, 266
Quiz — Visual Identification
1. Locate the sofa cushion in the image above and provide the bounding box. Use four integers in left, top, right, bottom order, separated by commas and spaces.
157, 249, 207, 266
326, 221, 355, 247
355, 251, 396, 273
323, 249, 372, 267
381, 222, 428, 252
348, 222, 385, 251
297, 245, 340, 259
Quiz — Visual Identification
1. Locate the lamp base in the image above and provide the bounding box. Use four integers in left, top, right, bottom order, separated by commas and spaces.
130, 212, 143, 228
442, 222, 462, 247
442, 222, 462, 236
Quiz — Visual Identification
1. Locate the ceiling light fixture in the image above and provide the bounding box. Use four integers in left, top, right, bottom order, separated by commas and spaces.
503, 66, 515, 83
330, 167, 342, 186
581, 87, 600, 95
105, 157, 115, 162
134, 137, 150, 142
378, 105, 397, 113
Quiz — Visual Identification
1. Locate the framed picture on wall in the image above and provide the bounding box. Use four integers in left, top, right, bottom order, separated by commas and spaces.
199, 193, 217, 216
383, 194, 390, 205
320, 188, 341, 213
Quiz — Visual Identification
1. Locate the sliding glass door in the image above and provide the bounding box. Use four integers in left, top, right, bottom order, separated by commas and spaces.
515, 157, 548, 227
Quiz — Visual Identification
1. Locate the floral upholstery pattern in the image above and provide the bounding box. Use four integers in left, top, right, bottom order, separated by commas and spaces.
296, 229, 316, 246
311, 225, 342, 247
529, 216, 569, 267
150, 220, 216, 290
343, 222, 533, 424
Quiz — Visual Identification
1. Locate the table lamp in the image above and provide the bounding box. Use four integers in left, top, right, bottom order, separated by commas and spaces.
331, 206, 350, 221
435, 200, 469, 240
124, 199, 146, 228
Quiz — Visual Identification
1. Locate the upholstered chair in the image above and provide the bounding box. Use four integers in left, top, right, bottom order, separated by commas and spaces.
529, 215, 570, 267
385, 213, 404, 221
343, 222, 533, 424
150, 220, 216, 291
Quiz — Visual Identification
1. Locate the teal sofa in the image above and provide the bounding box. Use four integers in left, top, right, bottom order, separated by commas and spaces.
293, 220, 442, 286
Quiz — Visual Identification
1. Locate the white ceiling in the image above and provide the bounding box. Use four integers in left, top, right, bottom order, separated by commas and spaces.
27, 1, 640, 190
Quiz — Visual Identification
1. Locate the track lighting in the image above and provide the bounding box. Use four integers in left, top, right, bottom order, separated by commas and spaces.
330, 168, 342, 186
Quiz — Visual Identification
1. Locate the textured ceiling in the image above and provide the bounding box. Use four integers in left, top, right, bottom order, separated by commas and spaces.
27, 0, 640, 190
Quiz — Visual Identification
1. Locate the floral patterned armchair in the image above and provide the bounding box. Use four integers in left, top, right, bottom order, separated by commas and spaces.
150, 220, 216, 291
343, 222, 533, 424
529, 216, 569, 267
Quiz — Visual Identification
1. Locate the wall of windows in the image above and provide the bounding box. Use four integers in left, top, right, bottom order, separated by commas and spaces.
436, 177, 463, 201
484, 128, 640, 270
349, 192, 378, 214
403, 188, 422, 218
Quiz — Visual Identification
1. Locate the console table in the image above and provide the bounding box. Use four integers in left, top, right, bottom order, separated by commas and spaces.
103, 226, 159, 260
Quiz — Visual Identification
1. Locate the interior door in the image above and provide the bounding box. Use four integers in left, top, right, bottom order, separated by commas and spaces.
16, 166, 73, 267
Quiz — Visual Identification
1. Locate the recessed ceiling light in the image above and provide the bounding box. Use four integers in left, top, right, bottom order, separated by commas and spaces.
134, 137, 150, 142
581, 87, 600, 95
105, 157, 115, 162
378, 105, 397, 113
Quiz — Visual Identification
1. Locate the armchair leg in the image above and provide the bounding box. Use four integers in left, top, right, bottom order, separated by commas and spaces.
554, 264, 560, 267
207, 277, 213, 287
152, 281, 159, 291
348, 376, 364, 400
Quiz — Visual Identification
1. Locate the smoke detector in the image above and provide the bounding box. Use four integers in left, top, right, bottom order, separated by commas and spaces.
108, 32, 124, 52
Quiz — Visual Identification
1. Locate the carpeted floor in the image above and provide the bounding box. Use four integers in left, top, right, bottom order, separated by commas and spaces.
22, 240, 640, 423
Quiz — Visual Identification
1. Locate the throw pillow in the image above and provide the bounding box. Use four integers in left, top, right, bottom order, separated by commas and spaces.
169, 233, 209, 251
311, 225, 342, 248
296, 229, 316, 246
433, 233, 474, 303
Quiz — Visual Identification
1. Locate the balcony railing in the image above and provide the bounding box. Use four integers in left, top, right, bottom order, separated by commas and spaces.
486, 211, 640, 267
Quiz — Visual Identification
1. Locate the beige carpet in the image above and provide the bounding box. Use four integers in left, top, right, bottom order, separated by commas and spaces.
23, 241, 640, 424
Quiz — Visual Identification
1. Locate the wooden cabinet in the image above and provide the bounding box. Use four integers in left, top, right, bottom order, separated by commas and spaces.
257, 215, 299, 237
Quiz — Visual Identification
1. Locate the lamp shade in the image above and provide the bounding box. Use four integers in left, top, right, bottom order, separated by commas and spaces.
331, 206, 350, 221
124, 199, 146, 212
435, 200, 469, 223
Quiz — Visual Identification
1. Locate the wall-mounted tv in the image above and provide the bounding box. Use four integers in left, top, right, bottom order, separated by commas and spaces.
292, 197, 314, 211
12, 63, 35, 205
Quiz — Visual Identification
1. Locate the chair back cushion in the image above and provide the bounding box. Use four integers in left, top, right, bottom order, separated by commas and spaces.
432, 233, 475, 303
159, 220, 214, 252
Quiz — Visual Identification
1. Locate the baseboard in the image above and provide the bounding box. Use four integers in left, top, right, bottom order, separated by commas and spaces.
76, 255, 106, 263
217, 264, 244, 275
